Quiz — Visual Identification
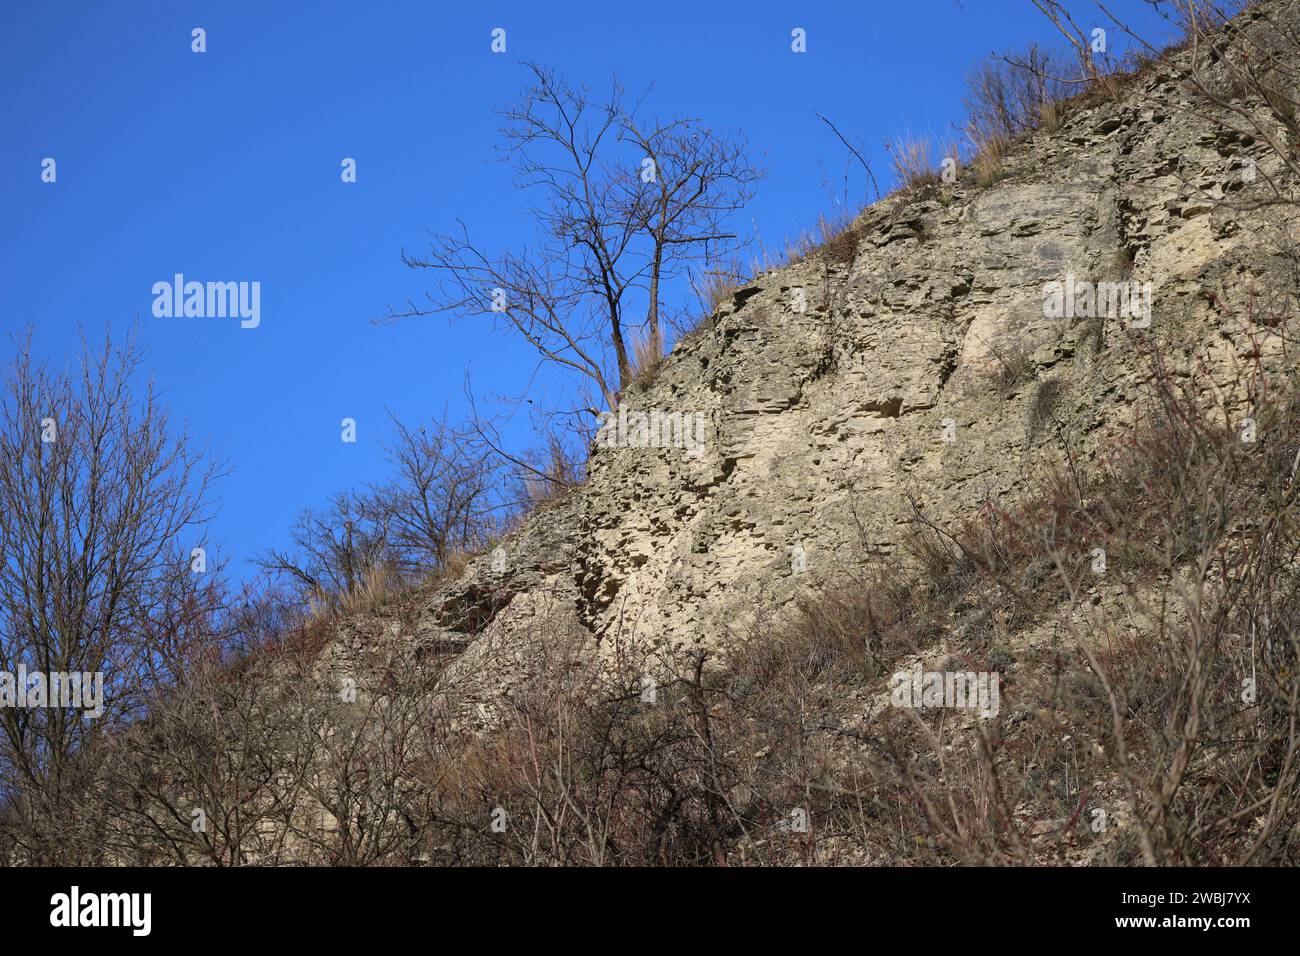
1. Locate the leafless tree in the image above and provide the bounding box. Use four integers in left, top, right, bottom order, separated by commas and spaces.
0, 329, 222, 860
255, 413, 505, 608
1029, 0, 1108, 81
374, 412, 502, 572
386, 62, 761, 416
255, 490, 392, 609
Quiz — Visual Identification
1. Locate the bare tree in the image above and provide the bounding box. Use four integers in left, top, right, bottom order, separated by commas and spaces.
619, 108, 759, 361
255, 411, 506, 608
0, 329, 222, 859
1029, 0, 1108, 82
965, 43, 1078, 143
387, 62, 761, 415
374, 412, 502, 572
255, 490, 392, 609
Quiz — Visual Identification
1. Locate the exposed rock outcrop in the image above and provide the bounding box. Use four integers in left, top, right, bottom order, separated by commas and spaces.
370, 13, 1293, 709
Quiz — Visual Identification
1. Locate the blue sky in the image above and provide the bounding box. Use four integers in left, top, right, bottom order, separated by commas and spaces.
0, 0, 1180, 581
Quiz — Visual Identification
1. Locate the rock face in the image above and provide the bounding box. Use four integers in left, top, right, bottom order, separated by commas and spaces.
387, 6, 1293, 698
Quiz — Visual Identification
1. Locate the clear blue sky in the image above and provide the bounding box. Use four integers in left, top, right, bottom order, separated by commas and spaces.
0, 0, 1178, 581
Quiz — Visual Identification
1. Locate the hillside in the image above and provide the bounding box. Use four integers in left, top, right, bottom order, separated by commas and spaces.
391, 5, 1285, 706
16, 0, 1299, 867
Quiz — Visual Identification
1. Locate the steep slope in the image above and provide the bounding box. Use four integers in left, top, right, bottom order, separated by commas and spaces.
46, 1, 1296, 868
365, 10, 1293, 711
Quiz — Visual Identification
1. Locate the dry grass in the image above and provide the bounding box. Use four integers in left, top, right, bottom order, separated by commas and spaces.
749, 232, 816, 273
511, 426, 585, 511
886, 134, 939, 191
990, 341, 1034, 396
1037, 94, 1064, 132
627, 326, 665, 392
818, 213, 863, 267
966, 44, 1075, 144
744, 210, 861, 275
691, 266, 741, 316
333, 559, 399, 617
970, 133, 1010, 187
16, 339, 1300, 866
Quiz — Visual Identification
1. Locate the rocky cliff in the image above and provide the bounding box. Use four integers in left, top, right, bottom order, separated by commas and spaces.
351, 7, 1293, 718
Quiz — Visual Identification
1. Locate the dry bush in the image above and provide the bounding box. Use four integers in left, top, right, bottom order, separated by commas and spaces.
886, 134, 939, 191
411, 516, 1027, 865
627, 326, 665, 392
91, 652, 321, 865
817, 214, 863, 267
255, 490, 395, 615
966, 44, 1076, 144
870, 348, 1300, 865
749, 211, 860, 274
685, 344, 1297, 867
420, 628, 751, 865
287, 647, 445, 866
377, 413, 503, 572
691, 265, 742, 317
1028, 376, 1066, 443
75, 610, 452, 866
507, 426, 585, 512
1174, 0, 1300, 216
256, 414, 504, 618
989, 341, 1035, 396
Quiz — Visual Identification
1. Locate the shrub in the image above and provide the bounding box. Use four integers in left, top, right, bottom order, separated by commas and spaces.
818, 215, 862, 267
886, 134, 939, 191
627, 327, 665, 391
965, 44, 1075, 145
691, 265, 741, 316
991, 342, 1034, 396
